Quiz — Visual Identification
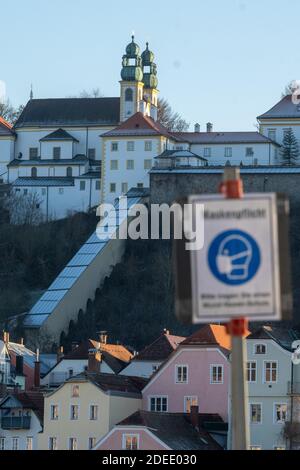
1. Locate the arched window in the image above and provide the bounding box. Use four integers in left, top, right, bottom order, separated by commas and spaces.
125, 88, 133, 102
66, 167, 73, 177
31, 167, 37, 178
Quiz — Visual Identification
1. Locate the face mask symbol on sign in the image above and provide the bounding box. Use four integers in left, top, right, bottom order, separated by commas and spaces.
216, 235, 252, 281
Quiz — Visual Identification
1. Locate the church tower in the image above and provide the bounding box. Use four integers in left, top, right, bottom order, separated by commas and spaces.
120, 36, 144, 122
142, 43, 159, 121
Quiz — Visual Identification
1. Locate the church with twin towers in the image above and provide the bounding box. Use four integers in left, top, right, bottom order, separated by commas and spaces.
0, 36, 293, 220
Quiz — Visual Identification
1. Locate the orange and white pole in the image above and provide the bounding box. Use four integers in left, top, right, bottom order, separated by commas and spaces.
222, 167, 250, 450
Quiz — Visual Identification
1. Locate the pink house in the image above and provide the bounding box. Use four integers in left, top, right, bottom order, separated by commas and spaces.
95, 410, 224, 450
142, 325, 232, 421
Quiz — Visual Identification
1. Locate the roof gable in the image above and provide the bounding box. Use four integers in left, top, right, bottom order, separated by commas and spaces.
258, 95, 300, 120
102, 112, 171, 138
0, 116, 15, 136
134, 332, 185, 362
14, 98, 120, 128
181, 324, 233, 350
40, 128, 79, 142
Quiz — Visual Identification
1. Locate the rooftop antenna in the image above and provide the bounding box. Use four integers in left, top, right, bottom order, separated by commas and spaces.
30, 84, 33, 100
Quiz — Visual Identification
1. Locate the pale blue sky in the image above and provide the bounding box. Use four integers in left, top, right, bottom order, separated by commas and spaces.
1, 0, 300, 130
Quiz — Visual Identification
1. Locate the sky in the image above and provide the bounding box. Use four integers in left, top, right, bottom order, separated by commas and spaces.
1, 0, 300, 131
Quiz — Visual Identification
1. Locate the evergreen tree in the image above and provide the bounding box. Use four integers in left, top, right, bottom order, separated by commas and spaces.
281, 128, 299, 165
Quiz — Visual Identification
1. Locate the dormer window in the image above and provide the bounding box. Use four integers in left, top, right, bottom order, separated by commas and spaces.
254, 344, 266, 355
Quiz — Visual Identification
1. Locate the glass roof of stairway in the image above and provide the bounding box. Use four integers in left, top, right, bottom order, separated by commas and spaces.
23, 192, 148, 328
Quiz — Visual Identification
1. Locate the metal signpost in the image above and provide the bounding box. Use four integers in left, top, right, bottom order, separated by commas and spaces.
174, 167, 292, 450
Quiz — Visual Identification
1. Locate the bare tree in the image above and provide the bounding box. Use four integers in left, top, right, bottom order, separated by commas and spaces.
157, 98, 189, 132
4, 190, 44, 225
0, 99, 24, 125
68, 88, 104, 98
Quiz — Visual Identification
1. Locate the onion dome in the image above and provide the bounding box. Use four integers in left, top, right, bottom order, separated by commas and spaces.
126, 35, 141, 58
142, 42, 155, 66
121, 36, 143, 82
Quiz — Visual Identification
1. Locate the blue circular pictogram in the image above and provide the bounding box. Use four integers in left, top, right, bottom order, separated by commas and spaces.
208, 229, 261, 286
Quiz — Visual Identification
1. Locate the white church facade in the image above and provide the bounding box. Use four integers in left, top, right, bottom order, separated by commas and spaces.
0, 36, 298, 220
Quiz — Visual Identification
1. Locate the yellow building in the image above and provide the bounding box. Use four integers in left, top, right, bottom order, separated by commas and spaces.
38, 371, 146, 450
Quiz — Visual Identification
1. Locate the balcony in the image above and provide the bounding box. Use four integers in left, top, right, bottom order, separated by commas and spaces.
1, 416, 31, 430
288, 382, 300, 395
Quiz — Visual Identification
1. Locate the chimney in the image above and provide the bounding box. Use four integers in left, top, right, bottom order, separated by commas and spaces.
15, 356, 24, 376
194, 123, 200, 133
71, 342, 79, 352
190, 405, 199, 429
206, 122, 213, 133
19, 338, 24, 346
88, 349, 102, 373
98, 331, 108, 345
3, 331, 10, 344
34, 348, 40, 389
57, 346, 64, 362
163, 329, 170, 335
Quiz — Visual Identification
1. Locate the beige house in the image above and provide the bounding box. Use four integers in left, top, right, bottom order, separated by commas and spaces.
38, 372, 146, 450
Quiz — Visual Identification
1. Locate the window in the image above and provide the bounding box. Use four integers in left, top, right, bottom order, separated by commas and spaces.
184, 396, 198, 413
250, 404, 262, 424
247, 362, 257, 383
150, 396, 168, 412
90, 405, 98, 421
12, 438, 19, 451
204, 148, 211, 158
137, 183, 144, 189
125, 88, 133, 102
89, 437, 97, 450
123, 434, 139, 450
264, 362, 278, 383
210, 365, 223, 384
24, 189, 28, 195
110, 160, 118, 170
26, 437, 33, 451
0, 438, 5, 450
246, 147, 254, 157
111, 142, 119, 152
69, 438, 77, 451
225, 147, 232, 158
110, 183, 116, 193
152, 365, 159, 374
95, 180, 101, 190
66, 167, 73, 177
254, 344, 266, 355
268, 129, 276, 141
68, 369, 73, 378
176, 365, 188, 384
274, 404, 287, 424
144, 159, 152, 170
50, 405, 59, 420
88, 148, 96, 160
80, 181, 86, 191
29, 147, 38, 159
31, 167, 37, 178
121, 182, 128, 194
70, 405, 79, 420
41, 188, 46, 196
59, 188, 64, 195
72, 385, 80, 397
145, 141, 152, 152
127, 141, 135, 152
53, 147, 61, 159
126, 160, 134, 170
49, 437, 58, 451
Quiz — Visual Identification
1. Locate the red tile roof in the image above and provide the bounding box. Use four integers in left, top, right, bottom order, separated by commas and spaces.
102, 112, 172, 138
68, 372, 147, 396
134, 331, 186, 361
181, 324, 233, 350
0, 116, 14, 136
64, 339, 132, 363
